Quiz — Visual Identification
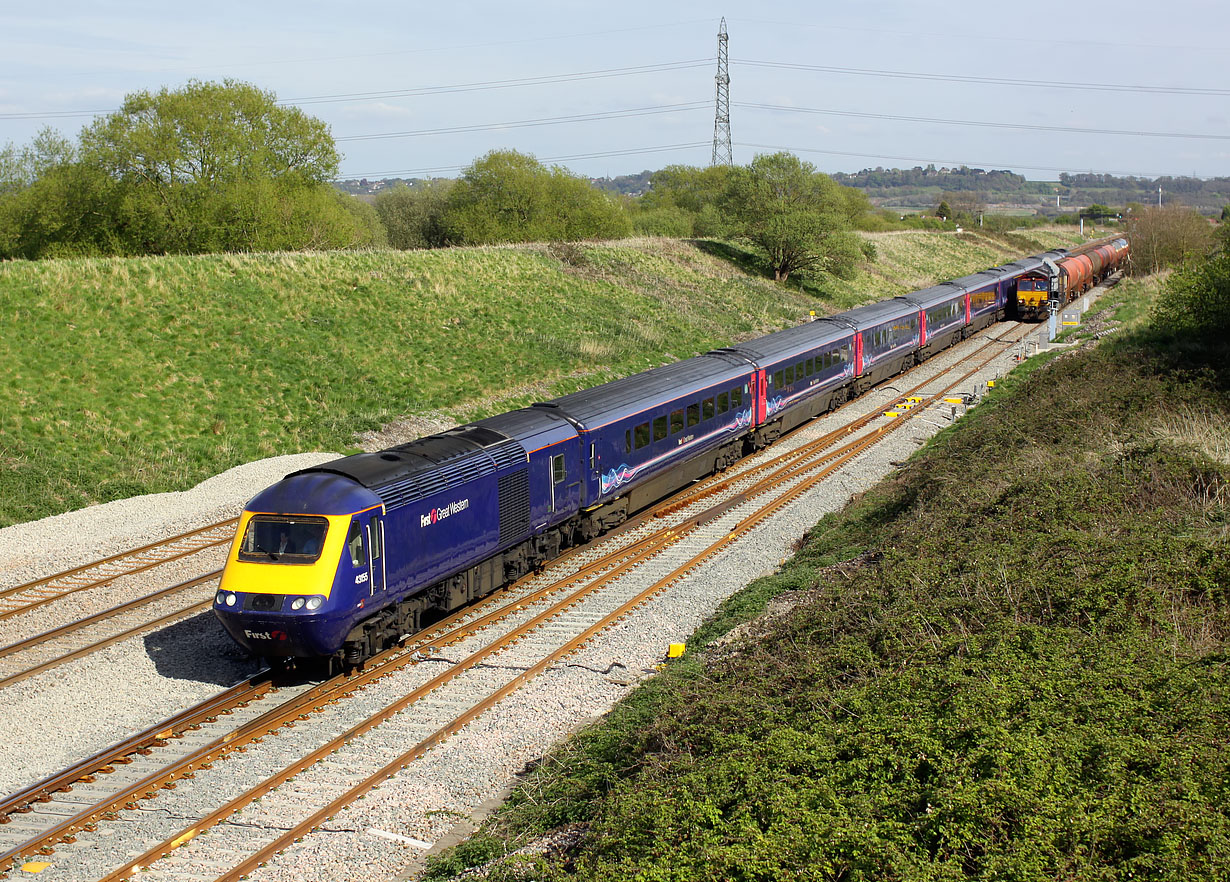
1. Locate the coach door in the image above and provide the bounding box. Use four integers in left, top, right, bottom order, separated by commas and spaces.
366, 515, 386, 594
753, 370, 767, 425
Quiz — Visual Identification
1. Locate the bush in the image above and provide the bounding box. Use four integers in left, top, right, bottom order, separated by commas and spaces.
444, 150, 631, 245
628, 204, 694, 238
1152, 250, 1230, 336
375, 180, 453, 249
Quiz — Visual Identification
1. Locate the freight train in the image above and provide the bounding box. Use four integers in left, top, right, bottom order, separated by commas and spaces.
214, 236, 1128, 667
1014, 236, 1129, 319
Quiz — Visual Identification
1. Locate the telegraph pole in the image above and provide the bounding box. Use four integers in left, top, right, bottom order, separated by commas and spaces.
711, 18, 732, 167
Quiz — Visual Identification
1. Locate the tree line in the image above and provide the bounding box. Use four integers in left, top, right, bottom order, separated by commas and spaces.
1, 79, 878, 286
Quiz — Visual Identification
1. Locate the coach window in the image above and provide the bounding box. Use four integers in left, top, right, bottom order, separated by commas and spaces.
634, 422, 651, 449
625, 429, 632, 454
653, 415, 668, 442
731, 387, 744, 409
717, 391, 729, 414
687, 403, 700, 427
553, 454, 566, 484
773, 370, 784, 388
703, 397, 715, 421
806, 357, 814, 376
795, 361, 804, 380
785, 365, 795, 385
347, 521, 364, 567
670, 409, 684, 434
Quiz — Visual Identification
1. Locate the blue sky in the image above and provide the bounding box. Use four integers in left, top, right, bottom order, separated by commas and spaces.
3, 1, 1228, 182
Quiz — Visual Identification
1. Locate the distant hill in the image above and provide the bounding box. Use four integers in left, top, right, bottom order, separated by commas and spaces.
334, 166, 1230, 216
833, 165, 1230, 216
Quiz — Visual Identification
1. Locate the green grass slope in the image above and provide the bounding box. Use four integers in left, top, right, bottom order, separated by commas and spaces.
425, 280, 1230, 881
1, 231, 1080, 527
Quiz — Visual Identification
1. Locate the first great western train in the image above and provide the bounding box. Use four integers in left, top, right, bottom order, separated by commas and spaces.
214, 236, 1128, 666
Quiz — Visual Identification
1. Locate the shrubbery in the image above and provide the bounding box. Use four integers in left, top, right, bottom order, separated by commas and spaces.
1152, 249, 1230, 337
0, 81, 385, 258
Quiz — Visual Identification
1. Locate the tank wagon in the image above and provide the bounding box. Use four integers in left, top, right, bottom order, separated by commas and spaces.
1014, 236, 1129, 319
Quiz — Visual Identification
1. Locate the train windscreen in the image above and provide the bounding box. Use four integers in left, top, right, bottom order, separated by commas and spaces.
238, 515, 329, 563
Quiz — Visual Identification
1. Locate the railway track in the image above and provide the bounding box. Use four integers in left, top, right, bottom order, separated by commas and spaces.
0, 520, 237, 623
0, 520, 239, 690
0, 323, 1029, 881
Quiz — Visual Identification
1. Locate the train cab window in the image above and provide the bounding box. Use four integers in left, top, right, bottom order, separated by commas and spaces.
785, 365, 795, 385
773, 370, 784, 388
806, 358, 814, 376
670, 409, 684, 434
552, 454, 566, 484
625, 429, 632, 454
687, 403, 700, 427
717, 392, 729, 414
731, 387, 744, 409
653, 415, 668, 442
347, 521, 363, 567
238, 515, 328, 564
703, 397, 715, 421
634, 422, 651, 449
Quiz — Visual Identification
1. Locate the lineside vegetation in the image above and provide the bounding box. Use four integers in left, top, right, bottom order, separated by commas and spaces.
422, 256, 1230, 881
0, 230, 1073, 528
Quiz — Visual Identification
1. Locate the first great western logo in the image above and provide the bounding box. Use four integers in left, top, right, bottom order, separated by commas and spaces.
420, 497, 470, 528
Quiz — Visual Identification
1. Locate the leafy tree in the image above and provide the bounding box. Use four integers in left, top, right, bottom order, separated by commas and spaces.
76, 79, 356, 253
0, 129, 119, 258
1222, 204, 1230, 223
634, 164, 736, 237
642, 164, 734, 214
936, 200, 951, 220
443, 150, 630, 245
375, 180, 454, 249
720, 152, 867, 282
1081, 203, 1115, 220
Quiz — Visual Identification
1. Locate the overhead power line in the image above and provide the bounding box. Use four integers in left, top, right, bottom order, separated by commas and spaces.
0, 60, 711, 121
338, 141, 710, 180
335, 103, 709, 143
736, 59, 1230, 98
737, 141, 1171, 180
738, 101, 1230, 141
285, 60, 711, 106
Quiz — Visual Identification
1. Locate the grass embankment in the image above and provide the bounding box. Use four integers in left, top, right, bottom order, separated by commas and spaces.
1, 230, 1079, 527
425, 281, 1230, 880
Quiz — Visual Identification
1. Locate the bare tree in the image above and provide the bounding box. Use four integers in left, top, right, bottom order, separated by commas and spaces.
1126, 206, 1214, 274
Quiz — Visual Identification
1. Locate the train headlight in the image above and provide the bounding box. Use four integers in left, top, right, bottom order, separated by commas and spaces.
305, 596, 323, 611
290, 597, 305, 611
221, 592, 237, 607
